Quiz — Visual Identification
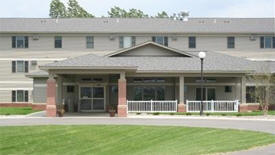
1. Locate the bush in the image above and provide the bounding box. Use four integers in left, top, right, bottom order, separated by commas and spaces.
221, 113, 227, 116
153, 112, 160, 115
136, 113, 141, 115
186, 112, 192, 116
236, 113, 242, 117
169, 113, 175, 115
206, 113, 210, 116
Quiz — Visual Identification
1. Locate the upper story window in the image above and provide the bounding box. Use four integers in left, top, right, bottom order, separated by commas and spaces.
12, 36, 28, 48
260, 36, 275, 48
227, 37, 235, 48
12, 60, 29, 73
152, 36, 168, 46
188, 36, 196, 48
55, 36, 62, 48
12, 90, 28, 102
119, 36, 136, 48
86, 36, 94, 48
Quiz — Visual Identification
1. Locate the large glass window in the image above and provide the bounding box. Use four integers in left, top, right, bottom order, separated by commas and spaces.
188, 36, 196, 48
119, 36, 136, 48
55, 36, 62, 48
11, 90, 28, 102
134, 86, 165, 101
12, 61, 29, 73
227, 37, 235, 48
260, 36, 275, 48
12, 36, 28, 48
79, 87, 104, 111
152, 36, 168, 46
86, 36, 94, 48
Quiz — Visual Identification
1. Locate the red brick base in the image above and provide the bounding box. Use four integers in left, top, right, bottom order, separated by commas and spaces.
117, 105, 127, 117
32, 104, 46, 110
177, 104, 186, 112
0, 103, 31, 107
239, 104, 260, 112
46, 105, 57, 117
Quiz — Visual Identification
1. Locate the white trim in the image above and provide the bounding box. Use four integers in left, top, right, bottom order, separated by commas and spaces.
34, 84, 46, 87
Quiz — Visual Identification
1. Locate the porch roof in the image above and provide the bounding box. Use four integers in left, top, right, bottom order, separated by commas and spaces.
40, 42, 254, 74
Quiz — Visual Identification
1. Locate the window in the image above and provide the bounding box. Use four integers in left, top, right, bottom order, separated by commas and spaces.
55, 36, 62, 48
227, 37, 235, 48
246, 86, 256, 103
86, 36, 94, 48
67, 86, 74, 93
188, 36, 196, 48
12, 61, 29, 73
119, 36, 136, 48
134, 86, 165, 101
225, 86, 232, 93
260, 36, 275, 48
152, 36, 168, 46
12, 90, 28, 102
12, 36, 28, 48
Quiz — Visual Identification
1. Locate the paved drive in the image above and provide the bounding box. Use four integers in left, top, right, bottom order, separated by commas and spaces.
0, 117, 274, 154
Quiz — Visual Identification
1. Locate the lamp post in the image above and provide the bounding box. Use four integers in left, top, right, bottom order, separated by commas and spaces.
198, 51, 206, 116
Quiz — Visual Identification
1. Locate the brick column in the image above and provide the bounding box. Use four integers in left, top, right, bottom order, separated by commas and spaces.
46, 76, 57, 117
178, 75, 186, 112
117, 72, 127, 117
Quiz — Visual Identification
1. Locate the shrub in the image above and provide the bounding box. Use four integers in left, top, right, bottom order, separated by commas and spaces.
222, 113, 227, 116
206, 113, 210, 116
136, 113, 141, 115
169, 113, 175, 115
236, 113, 242, 117
153, 112, 160, 115
186, 112, 192, 116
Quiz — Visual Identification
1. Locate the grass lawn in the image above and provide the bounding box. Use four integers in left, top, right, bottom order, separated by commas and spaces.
0, 125, 275, 155
0, 107, 40, 115
149, 110, 275, 116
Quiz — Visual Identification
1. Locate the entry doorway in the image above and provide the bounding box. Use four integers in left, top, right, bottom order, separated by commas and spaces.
196, 88, 216, 100
79, 86, 105, 112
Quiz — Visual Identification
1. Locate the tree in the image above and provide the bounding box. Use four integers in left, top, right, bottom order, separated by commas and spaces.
67, 0, 94, 18
247, 64, 275, 115
155, 11, 169, 18
108, 6, 148, 18
49, 0, 67, 18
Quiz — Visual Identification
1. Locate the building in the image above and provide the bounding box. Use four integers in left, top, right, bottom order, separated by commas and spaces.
0, 18, 274, 117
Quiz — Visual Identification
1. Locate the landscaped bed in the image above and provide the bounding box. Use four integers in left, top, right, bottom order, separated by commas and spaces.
0, 107, 40, 115
147, 110, 275, 116
0, 125, 275, 155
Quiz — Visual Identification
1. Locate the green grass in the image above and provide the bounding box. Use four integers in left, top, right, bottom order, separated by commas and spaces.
0, 107, 40, 115
0, 125, 274, 155
150, 110, 275, 116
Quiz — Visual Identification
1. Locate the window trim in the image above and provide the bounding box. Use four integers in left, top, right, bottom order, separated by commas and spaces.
188, 36, 196, 48
119, 36, 136, 48
86, 36, 94, 48
227, 36, 235, 48
12, 36, 28, 48
12, 60, 29, 73
260, 36, 275, 48
152, 36, 168, 46
12, 90, 29, 102
54, 36, 62, 48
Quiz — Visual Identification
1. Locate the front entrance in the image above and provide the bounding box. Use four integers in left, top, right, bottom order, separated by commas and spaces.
79, 86, 105, 112
196, 88, 216, 100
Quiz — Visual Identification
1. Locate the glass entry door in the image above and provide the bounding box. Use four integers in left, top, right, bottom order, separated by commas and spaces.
79, 86, 105, 112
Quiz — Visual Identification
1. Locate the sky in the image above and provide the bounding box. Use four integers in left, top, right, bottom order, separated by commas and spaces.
0, 0, 274, 18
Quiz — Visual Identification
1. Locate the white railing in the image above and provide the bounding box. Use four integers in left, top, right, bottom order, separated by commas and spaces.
127, 100, 177, 113
186, 100, 239, 112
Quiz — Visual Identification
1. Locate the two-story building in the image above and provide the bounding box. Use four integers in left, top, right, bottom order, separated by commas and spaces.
0, 18, 274, 117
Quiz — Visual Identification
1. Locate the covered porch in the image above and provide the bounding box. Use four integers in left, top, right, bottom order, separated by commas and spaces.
44, 71, 247, 117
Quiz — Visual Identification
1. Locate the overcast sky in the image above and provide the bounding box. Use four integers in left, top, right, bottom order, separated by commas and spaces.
0, 0, 274, 18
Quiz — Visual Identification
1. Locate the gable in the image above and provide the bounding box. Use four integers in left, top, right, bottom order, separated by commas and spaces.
109, 42, 191, 57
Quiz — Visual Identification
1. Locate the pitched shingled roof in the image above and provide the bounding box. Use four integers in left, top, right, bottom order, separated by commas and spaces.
1, 18, 274, 34
41, 42, 254, 73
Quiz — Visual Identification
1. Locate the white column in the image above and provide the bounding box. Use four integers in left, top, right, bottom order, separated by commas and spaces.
241, 76, 246, 104
179, 75, 185, 104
